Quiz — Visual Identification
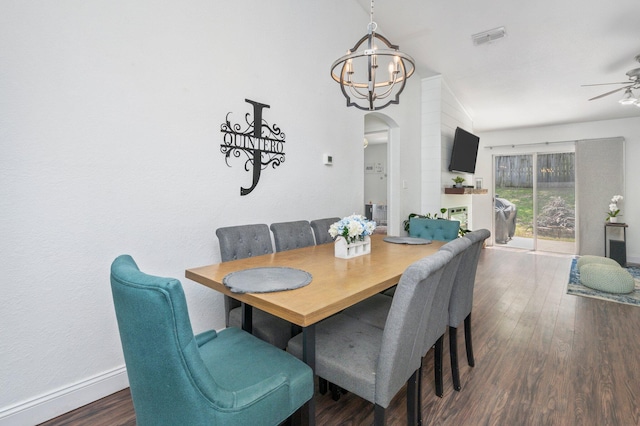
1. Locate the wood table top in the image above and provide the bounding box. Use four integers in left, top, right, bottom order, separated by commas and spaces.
185, 234, 444, 327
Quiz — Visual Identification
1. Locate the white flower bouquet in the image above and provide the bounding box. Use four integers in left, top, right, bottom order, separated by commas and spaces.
607, 194, 623, 221
329, 214, 376, 244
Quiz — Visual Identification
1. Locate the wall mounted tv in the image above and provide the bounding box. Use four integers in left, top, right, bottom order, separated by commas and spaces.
448, 127, 480, 174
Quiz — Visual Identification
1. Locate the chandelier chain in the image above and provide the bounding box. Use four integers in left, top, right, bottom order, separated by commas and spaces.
370, 0, 374, 24
368, 0, 377, 33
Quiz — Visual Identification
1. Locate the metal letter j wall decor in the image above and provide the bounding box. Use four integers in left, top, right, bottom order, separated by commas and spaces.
220, 99, 286, 196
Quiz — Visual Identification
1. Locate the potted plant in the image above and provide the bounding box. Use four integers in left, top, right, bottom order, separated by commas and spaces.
452, 176, 465, 188
606, 194, 623, 223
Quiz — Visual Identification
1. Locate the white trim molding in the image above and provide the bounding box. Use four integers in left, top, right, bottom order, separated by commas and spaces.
0, 367, 129, 426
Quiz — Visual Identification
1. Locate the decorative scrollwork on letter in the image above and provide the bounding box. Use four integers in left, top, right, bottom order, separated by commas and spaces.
220, 99, 286, 195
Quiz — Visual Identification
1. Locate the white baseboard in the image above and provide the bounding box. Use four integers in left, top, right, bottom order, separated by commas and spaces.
0, 366, 129, 426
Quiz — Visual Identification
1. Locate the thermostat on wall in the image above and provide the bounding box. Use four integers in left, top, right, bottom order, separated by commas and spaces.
323, 154, 333, 165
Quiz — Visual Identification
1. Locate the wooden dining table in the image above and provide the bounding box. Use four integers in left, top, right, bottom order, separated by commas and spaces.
185, 234, 444, 424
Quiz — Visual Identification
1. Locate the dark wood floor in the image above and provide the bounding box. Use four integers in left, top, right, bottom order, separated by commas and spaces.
40, 248, 640, 425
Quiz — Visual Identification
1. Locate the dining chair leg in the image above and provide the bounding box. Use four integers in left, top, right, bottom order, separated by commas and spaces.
329, 383, 341, 401
417, 364, 423, 426
449, 326, 461, 391
434, 335, 444, 397
407, 369, 419, 426
301, 399, 315, 426
464, 313, 475, 367
301, 325, 316, 426
318, 378, 327, 395
288, 406, 304, 426
241, 303, 253, 334
374, 404, 386, 426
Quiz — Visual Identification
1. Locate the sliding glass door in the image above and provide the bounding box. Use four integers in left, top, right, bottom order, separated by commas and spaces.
535, 153, 575, 253
494, 155, 534, 250
494, 152, 575, 254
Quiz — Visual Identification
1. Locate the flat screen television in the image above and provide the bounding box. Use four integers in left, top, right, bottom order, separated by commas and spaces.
448, 127, 480, 174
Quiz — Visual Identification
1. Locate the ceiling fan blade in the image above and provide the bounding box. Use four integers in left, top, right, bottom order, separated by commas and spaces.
588, 85, 633, 101
581, 82, 631, 87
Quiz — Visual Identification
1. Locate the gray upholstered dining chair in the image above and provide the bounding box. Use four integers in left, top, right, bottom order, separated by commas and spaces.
310, 217, 340, 244
310, 216, 346, 399
446, 228, 491, 391
216, 224, 293, 349
383, 217, 459, 299
418, 236, 470, 398
270, 220, 316, 252
342, 237, 471, 398
288, 250, 454, 425
110, 255, 313, 426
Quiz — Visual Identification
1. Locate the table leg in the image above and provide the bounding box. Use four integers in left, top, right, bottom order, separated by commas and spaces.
302, 324, 316, 426
241, 303, 253, 334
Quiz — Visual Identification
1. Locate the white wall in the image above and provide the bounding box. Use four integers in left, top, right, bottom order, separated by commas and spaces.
1, 1, 421, 423
476, 116, 640, 262
420, 76, 443, 215
419, 76, 477, 226
366, 77, 423, 235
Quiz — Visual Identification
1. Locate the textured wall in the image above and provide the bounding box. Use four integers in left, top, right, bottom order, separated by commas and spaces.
1, 1, 424, 422
420, 76, 474, 217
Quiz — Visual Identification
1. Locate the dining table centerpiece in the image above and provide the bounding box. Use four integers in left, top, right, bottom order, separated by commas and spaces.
329, 214, 376, 259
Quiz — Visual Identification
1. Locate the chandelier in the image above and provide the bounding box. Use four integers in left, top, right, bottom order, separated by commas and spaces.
330, 0, 415, 111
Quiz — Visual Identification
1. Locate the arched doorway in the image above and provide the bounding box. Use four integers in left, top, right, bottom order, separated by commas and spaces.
364, 113, 401, 236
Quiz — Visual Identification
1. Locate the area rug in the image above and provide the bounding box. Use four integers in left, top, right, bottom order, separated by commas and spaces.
567, 258, 640, 307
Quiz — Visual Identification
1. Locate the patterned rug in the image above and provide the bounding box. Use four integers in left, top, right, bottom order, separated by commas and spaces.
567, 258, 640, 306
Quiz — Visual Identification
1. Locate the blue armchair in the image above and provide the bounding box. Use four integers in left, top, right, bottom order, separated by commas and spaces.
110, 255, 313, 426
409, 217, 460, 242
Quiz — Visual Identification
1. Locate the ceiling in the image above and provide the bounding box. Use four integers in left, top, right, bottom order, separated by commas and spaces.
353, 0, 640, 131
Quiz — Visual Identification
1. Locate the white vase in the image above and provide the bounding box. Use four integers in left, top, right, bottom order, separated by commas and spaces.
334, 236, 371, 259
609, 216, 618, 223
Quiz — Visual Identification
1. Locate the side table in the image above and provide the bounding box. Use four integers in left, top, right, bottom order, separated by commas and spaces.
604, 222, 628, 266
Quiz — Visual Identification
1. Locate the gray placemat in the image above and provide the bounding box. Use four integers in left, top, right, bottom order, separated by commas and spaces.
383, 236, 432, 245
223, 267, 312, 294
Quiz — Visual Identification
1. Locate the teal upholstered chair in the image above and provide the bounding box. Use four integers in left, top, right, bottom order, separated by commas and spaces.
409, 217, 460, 242
110, 255, 313, 426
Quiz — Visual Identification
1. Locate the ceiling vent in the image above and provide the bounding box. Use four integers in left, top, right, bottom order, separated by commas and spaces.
472, 27, 506, 46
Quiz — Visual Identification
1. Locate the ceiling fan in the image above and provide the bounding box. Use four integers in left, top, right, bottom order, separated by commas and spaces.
582, 54, 640, 104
